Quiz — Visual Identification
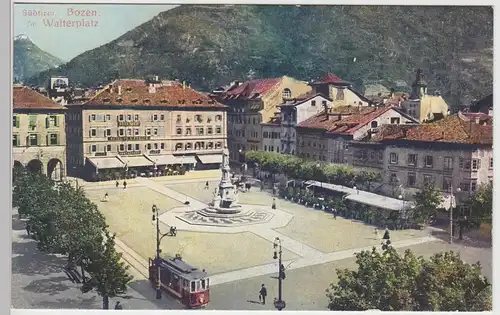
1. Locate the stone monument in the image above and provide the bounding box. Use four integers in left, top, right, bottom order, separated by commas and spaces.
206, 147, 242, 214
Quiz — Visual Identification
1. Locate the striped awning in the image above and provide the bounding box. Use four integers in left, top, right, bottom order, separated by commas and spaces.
197, 154, 223, 164
150, 154, 179, 165
176, 155, 197, 164
122, 156, 154, 167
87, 157, 125, 169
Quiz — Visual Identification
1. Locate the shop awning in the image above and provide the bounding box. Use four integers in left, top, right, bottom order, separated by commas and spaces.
176, 155, 197, 164
149, 154, 179, 165
122, 156, 154, 167
87, 157, 125, 169
197, 154, 223, 164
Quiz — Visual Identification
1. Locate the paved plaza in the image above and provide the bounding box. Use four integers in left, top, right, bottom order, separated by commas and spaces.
12, 172, 493, 310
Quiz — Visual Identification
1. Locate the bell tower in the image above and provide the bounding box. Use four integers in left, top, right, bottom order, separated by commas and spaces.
409, 69, 427, 100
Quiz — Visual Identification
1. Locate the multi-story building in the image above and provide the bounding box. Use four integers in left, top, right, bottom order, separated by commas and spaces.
400, 69, 449, 123
296, 105, 418, 163
214, 76, 312, 162
65, 78, 227, 179
278, 93, 332, 154
261, 116, 282, 153
309, 73, 372, 108
13, 85, 67, 180
348, 112, 493, 199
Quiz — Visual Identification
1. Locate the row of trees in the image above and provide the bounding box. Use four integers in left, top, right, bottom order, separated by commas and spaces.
13, 169, 133, 309
245, 151, 381, 190
326, 246, 492, 311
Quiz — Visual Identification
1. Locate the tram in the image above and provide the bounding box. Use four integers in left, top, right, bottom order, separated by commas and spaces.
148, 254, 210, 309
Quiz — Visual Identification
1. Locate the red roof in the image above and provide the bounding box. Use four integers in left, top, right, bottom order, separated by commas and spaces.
311, 73, 351, 86
85, 79, 225, 108
370, 114, 492, 145
297, 105, 401, 135
13, 86, 66, 110
279, 92, 332, 107
224, 78, 281, 100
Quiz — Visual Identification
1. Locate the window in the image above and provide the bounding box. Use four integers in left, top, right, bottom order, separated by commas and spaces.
370, 121, 378, 128
196, 127, 204, 136
153, 143, 158, 149
106, 129, 111, 136
464, 159, 471, 170
48, 134, 58, 145
127, 114, 132, 121
135, 144, 140, 151
424, 155, 433, 168
389, 172, 398, 184
311, 100, 316, 106
490, 157, 493, 169
153, 128, 158, 136
459, 182, 469, 192
215, 115, 222, 122
442, 177, 452, 191
119, 129, 125, 136
13, 134, 19, 147
378, 151, 383, 161
127, 144, 132, 151
90, 114, 96, 121
91, 145, 97, 152
195, 114, 202, 123
134, 114, 139, 121
160, 143, 165, 149
207, 127, 213, 135
336, 88, 344, 100
207, 142, 213, 149
134, 129, 139, 136
390, 117, 400, 124
119, 144, 125, 152
370, 151, 375, 160
28, 134, 38, 146
423, 174, 433, 185
146, 129, 152, 136
389, 152, 398, 164
127, 129, 132, 136
407, 154, 417, 166
282, 88, 292, 99
407, 172, 416, 187
175, 143, 183, 151
215, 142, 222, 149
471, 181, 477, 192
119, 114, 124, 121
185, 143, 192, 150
106, 145, 111, 152
176, 115, 182, 123
90, 129, 97, 137
264, 145, 267, 151
160, 114, 165, 121
186, 128, 192, 135
472, 159, 480, 171
13, 116, 18, 128
176, 128, 182, 135
153, 114, 158, 121
443, 157, 453, 170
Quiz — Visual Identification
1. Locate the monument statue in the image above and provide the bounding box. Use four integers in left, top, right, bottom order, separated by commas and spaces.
205, 146, 242, 214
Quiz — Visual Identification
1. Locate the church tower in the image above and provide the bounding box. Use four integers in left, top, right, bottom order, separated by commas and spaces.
409, 69, 428, 100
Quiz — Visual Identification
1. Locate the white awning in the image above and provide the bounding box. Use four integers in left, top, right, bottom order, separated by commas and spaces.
197, 154, 223, 164
149, 154, 179, 165
176, 155, 197, 164
87, 157, 125, 169
122, 156, 154, 167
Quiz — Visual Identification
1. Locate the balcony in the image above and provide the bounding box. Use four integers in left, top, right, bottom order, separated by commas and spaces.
118, 121, 141, 127
108, 136, 151, 141
148, 149, 161, 155
119, 150, 142, 156
94, 152, 108, 157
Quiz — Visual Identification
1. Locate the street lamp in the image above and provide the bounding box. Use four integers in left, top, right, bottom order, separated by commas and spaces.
449, 186, 461, 244
151, 204, 177, 299
316, 163, 323, 189
273, 237, 286, 311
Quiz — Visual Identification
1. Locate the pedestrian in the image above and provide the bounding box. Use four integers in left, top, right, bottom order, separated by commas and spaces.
333, 208, 337, 219
103, 192, 109, 202
259, 284, 267, 305
383, 227, 390, 240
123, 181, 127, 189
26, 222, 31, 236
374, 228, 379, 239
205, 181, 209, 190
272, 198, 276, 210
260, 182, 264, 191
115, 180, 119, 188
114, 301, 123, 310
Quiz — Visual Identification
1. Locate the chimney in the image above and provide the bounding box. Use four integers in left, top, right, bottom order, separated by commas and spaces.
182, 81, 186, 90
118, 85, 122, 96
475, 117, 480, 124
148, 85, 156, 94
155, 75, 159, 81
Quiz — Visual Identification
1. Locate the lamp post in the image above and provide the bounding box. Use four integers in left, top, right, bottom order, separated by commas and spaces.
273, 237, 286, 311
316, 163, 323, 189
151, 205, 176, 299
449, 186, 461, 244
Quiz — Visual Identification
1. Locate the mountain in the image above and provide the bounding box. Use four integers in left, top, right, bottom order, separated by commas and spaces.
26, 5, 493, 106
14, 34, 64, 81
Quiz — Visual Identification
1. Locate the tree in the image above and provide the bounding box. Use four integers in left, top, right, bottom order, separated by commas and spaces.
326, 247, 491, 311
464, 183, 492, 228
412, 184, 443, 225
82, 231, 133, 309
12, 169, 56, 219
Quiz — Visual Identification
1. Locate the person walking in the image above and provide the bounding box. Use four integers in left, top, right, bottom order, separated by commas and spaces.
259, 284, 267, 305
205, 181, 209, 190
333, 208, 337, 219
123, 181, 127, 189
103, 192, 109, 202
114, 301, 123, 310
115, 180, 119, 188
272, 198, 276, 210
26, 221, 31, 236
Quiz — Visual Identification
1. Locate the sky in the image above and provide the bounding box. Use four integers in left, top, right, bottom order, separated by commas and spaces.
14, 3, 178, 61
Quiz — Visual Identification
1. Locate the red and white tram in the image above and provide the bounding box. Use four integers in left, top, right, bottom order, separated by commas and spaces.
148, 255, 210, 309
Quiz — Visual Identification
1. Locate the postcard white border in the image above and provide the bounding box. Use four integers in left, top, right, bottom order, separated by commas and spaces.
7, 0, 498, 315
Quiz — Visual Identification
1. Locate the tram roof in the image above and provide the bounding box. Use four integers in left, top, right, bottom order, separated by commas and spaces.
160, 255, 208, 279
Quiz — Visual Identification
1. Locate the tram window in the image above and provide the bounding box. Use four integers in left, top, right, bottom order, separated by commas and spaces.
191, 281, 196, 292
196, 281, 201, 291
183, 279, 189, 288
201, 279, 206, 289
206, 278, 209, 288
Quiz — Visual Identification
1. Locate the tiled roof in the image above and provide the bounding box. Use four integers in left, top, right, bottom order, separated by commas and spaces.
368, 114, 492, 145
13, 86, 66, 110
224, 77, 282, 100
84, 79, 225, 108
310, 73, 351, 86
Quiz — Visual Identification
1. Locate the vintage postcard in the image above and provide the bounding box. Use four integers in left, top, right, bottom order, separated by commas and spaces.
11, 1, 493, 312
